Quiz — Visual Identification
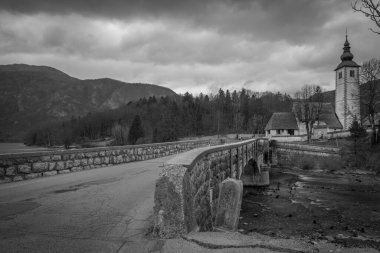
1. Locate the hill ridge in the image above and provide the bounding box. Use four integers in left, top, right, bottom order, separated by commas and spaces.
0, 64, 177, 141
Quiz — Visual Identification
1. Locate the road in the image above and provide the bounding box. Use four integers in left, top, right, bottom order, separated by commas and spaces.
0, 155, 172, 253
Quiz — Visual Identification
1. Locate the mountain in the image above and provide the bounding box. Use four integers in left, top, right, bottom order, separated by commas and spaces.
0, 64, 177, 141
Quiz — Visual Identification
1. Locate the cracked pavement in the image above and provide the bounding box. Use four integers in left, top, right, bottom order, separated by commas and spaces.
0, 156, 171, 253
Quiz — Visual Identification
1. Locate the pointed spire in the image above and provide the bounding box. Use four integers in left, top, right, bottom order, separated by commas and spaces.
346, 27, 348, 40
335, 29, 360, 71
341, 30, 353, 61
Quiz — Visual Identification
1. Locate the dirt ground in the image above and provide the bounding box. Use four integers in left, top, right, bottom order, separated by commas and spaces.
239, 167, 380, 250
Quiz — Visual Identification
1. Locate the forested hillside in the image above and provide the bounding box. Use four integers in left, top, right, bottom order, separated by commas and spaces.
25, 89, 293, 147
0, 64, 176, 141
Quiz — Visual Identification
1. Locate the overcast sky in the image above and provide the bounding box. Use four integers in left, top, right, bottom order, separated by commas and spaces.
0, 0, 379, 95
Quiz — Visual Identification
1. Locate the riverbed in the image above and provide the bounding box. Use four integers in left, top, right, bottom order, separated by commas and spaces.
239, 168, 380, 249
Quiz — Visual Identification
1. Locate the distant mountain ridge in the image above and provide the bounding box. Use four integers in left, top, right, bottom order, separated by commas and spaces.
0, 64, 177, 141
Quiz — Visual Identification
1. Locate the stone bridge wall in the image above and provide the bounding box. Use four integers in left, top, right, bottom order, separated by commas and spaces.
0, 139, 221, 183
153, 139, 268, 238
273, 142, 341, 169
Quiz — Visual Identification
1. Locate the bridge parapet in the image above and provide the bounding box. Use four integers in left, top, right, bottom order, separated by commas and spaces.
153, 138, 270, 238
0, 139, 221, 183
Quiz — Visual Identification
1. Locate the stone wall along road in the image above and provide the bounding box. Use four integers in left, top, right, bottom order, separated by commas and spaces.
0, 139, 221, 183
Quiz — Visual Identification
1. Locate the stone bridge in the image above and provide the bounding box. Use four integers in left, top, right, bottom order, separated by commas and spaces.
0, 139, 221, 183
153, 138, 272, 238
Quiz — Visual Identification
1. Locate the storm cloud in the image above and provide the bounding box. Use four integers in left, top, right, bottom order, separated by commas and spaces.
0, 0, 379, 95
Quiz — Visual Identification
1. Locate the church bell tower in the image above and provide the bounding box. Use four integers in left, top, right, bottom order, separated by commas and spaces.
334, 32, 360, 130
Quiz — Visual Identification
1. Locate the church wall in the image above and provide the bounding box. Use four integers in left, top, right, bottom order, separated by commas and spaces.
335, 66, 360, 130
335, 68, 346, 129
345, 66, 360, 128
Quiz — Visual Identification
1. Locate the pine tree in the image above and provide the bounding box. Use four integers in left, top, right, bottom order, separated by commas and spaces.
128, 115, 144, 145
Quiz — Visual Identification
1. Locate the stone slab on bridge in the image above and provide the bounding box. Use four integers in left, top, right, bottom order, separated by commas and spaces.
214, 178, 243, 232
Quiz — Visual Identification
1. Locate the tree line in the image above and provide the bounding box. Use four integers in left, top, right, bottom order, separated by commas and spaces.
24, 89, 292, 147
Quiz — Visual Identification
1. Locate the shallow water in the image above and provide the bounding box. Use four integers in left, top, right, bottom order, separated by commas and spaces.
240, 169, 380, 248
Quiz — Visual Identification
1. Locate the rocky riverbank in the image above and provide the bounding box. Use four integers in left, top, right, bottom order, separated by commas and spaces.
239, 167, 380, 250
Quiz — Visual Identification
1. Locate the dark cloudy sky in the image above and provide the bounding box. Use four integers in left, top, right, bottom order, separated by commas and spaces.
0, 0, 379, 95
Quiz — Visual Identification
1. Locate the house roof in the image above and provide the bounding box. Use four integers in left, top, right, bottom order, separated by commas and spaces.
292, 103, 343, 129
265, 112, 299, 130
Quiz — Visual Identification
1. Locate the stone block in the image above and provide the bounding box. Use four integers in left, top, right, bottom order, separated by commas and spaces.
71, 167, 83, 172
73, 159, 81, 167
27, 157, 40, 163
94, 157, 101, 165
81, 159, 88, 166
32, 162, 48, 172
41, 155, 51, 161
215, 178, 243, 232
116, 155, 123, 163
153, 165, 189, 238
58, 169, 70, 174
88, 158, 94, 165
13, 175, 24, 181
103, 157, 110, 164
55, 161, 65, 170
18, 164, 32, 174
51, 155, 61, 161
43, 171, 57, 177
62, 154, 70, 160
0, 167, 4, 176
6, 167, 17, 176
25, 173, 41, 179
0, 160, 11, 167
99, 151, 106, 157
90, 152, 98, 157
48, 162, 56, 170
65, 160, 74, 169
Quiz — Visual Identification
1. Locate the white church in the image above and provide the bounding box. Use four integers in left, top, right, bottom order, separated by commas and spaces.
265, 34, 361, 139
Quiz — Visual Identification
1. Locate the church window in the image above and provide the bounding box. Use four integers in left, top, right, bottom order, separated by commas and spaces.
350, 70, 355, 77
338, 72, 342, 79
288, 129, 294, 136
276, 130, 281, 135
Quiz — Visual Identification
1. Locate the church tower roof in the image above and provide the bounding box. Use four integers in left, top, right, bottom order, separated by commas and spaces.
334, 32, 360, 71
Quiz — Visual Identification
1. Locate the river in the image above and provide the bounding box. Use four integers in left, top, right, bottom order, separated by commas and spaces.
240, 168, 380, 249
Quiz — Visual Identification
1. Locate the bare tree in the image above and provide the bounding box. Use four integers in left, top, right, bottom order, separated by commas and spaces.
360, 58, 380, 143
352, 0, 380, 34
294, 85, 323, 143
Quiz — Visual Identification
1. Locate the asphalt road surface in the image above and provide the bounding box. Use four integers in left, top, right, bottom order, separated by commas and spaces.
0, 156, 173, 253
